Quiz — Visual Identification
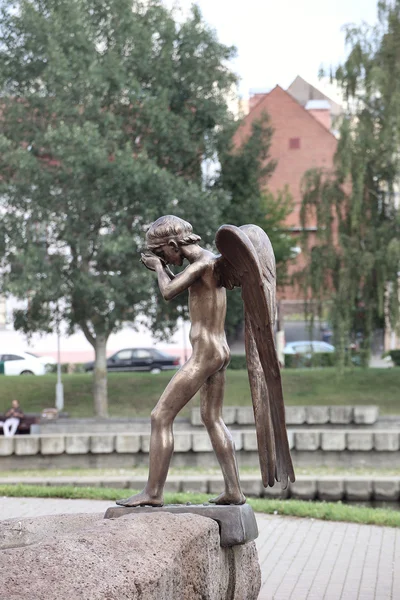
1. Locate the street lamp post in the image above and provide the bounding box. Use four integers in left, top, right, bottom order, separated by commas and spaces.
55, 319, 64, 412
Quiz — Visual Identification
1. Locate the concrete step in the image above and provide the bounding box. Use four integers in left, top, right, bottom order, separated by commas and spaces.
191, 405, 380, 426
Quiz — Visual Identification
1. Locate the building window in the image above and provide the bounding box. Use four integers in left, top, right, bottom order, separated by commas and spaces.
289, 137, 301, 149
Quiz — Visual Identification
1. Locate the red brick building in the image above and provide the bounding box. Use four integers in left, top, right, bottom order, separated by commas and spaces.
233, 83, 339, 314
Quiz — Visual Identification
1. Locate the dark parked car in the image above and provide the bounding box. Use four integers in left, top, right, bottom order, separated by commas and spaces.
84, 348, 180, 374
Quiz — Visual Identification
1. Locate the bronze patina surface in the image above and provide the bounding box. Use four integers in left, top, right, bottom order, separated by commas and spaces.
116, 216, 295, 508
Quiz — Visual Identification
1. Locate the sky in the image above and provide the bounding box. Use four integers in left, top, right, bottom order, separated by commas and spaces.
165, 0, 380, 97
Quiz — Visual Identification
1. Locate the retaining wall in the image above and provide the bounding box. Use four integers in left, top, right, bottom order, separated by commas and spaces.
1, 429, 400, 470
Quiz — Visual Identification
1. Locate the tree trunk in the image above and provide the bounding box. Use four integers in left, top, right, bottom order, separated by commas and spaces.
93, 335, 108, 418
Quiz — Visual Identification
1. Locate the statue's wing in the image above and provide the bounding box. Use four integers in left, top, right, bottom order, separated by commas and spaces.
215, 224, 295, 488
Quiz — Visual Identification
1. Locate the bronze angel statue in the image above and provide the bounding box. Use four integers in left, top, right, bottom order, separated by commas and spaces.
117, 215, 295, 507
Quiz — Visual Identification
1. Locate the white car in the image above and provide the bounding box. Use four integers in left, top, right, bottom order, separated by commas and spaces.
284, 341, 335, 355
25, 352, 57, 366
0, 352, 47, 375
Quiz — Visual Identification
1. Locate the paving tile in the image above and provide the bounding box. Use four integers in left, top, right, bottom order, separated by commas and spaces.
306, 523, 349, 600
272, 521, 325, 599
340, 524, 372, 599
393, 529, 400, 600
309, 522, 360, 600
356, 526, 384, 600
375, 528, 397, 600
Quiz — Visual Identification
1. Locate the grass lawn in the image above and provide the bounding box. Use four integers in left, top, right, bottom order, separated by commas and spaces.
2, 483, 400, 528
0, 368, 398, 417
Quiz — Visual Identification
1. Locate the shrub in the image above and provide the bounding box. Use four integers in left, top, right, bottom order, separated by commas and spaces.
47, 363, 86, 374
390, 350, 400, 366
285, 352, 336, 369
228, 355, 247, 370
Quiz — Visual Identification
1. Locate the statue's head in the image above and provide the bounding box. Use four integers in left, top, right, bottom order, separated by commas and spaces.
146, 215, 201, 266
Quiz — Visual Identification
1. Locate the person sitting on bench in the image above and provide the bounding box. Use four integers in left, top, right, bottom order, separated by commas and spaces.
0, 399, 24, 436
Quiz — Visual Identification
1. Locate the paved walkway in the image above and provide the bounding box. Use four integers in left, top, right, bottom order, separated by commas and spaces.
1, 497, 399, 599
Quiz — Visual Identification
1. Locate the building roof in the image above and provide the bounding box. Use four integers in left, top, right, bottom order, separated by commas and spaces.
287, 76, 343, 117
242, 85, 337, 141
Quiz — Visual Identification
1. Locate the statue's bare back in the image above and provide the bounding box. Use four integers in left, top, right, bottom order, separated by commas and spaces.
188, 252, 230, 370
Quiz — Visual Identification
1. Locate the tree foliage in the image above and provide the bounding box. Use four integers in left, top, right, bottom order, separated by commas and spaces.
0, 0, 235, 415
299, 0, 400, 366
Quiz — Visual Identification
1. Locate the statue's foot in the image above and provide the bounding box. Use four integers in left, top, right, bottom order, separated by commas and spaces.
209, 491, 246, 505
116, 491, 164, 507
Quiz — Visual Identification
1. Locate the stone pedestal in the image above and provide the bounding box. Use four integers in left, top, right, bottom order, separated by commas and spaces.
1, 511, 261, 600
104, 502, 259, 547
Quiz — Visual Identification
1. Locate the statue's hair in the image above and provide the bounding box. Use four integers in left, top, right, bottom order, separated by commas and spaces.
146, 215, 201, 250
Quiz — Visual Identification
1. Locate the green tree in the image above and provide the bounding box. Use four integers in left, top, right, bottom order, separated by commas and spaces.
299, 0, 400, 367
215, 114, 294, 341
0, 0, 235, 416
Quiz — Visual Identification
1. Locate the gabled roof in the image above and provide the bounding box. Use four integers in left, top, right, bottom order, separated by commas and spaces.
242, 85, 337, 141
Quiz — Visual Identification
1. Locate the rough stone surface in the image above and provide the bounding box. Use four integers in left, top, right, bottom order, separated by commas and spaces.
285, 406, 306, 425
65, 435, 90, 455
329, 406, 353, 424
294, 431, 320, 451
0, 437, 14, 456
90, 435, 115, 454
105, 503, 259, 548
374, 432, 399, 452
306, 406, 329, 425
115, 434, 141, 454
0, 512, 261, 600
321, 432, 346, 451
353, 406, 379, 424
14, 436, 39, 456
40, 435, 65, 455
317, 478, 345, 501
347, 431, 374, 451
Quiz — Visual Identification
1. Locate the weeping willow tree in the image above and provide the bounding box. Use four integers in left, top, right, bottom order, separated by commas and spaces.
300, 0, 400, 367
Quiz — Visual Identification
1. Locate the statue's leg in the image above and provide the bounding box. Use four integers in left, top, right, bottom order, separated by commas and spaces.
117, 357, 209, 507
200, 370, 246, 505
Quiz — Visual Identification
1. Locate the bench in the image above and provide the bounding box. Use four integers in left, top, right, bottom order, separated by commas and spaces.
0, 414, 39, 435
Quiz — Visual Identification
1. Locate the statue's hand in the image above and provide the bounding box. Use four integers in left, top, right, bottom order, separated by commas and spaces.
141, 253, 163, 271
